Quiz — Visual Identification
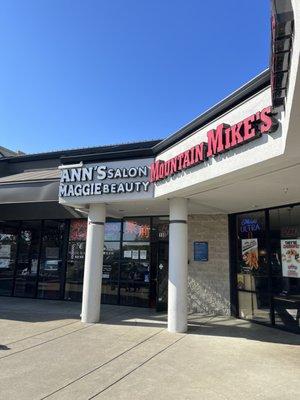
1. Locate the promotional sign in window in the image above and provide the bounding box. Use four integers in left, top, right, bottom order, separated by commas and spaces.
0, 244, 11, 258
241, 239, 258, 272
281, 239, 300, 278
69, 220, 87, 241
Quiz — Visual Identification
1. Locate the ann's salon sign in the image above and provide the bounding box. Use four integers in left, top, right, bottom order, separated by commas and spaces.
150, 106, 278, 183
58, 158, 154, 203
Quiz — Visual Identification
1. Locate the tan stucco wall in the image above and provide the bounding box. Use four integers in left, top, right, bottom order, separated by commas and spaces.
188, 214, 230, 315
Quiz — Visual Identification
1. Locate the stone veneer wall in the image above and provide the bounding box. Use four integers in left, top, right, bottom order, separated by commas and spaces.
188, 214, 230, 316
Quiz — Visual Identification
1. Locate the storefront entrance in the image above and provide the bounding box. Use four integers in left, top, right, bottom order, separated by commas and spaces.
231, 204, 300, 334
0, 216, 169, 309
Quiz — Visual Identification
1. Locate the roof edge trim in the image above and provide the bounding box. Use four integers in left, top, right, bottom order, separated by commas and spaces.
153, 69, 270, 154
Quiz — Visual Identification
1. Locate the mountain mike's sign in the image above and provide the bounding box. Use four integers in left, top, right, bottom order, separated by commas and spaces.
150, 106, 278, 183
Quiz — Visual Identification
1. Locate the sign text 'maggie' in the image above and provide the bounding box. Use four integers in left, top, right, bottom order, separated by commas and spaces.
150, 106, 278, 183
59, 165, 150, 197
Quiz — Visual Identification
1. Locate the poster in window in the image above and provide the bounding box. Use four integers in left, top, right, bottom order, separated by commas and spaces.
69, 220, 87, 241
124, 250, 132, 258
102, 264, 112, 279
0, 244, 11, 258
0, 259, 10, 268
132, 250, 139, 260
140, 250, 147, 260
281, 239, 300, 278
241, 239, 258, 272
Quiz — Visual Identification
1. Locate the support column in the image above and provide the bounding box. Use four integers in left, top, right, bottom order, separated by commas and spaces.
81, 203, 106, 323
168, 197, 188, 333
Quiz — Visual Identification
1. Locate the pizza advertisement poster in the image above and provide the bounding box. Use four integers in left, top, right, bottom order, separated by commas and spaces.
280, 239, 300, 278
241, 238, 259, 272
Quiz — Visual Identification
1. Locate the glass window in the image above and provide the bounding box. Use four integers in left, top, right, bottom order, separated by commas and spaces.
238, 291, 270, 322
120, 242, 150, 307
105, 221, 121, 241
65, 220, 87, 301
152, 217, 169, 241
101, 242, 120, 304
69, 219, 87, 241
236, 211, 270, 324
123, 218, 150, 241
0, 221, 19, 296
37, 220, 67, 300
269, 206, 300, 333
14, 221, 41, 298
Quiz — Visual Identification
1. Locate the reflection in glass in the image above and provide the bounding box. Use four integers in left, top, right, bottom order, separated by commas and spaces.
0, 221, 19, 296
152, 217, 169, 241
120, 242, 150, 307
104, 221, 121, 241
37, 220, 66, 300
65, 241, 86, 301
14, 221, 41, 298
269, 206, 300, 332
101, 242, 120, 304
238, 291, 270, 322
123, 218, 150, 241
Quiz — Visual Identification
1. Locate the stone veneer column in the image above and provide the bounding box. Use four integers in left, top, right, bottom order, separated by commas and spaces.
81, 203, 106, 323
168, 198, 188, 333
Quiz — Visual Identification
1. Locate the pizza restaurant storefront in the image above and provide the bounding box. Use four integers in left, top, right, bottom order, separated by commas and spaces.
231, 205, 300, 334
0, 0, 299, 334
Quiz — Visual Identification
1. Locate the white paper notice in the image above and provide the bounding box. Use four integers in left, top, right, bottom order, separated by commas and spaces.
132, 250, 139, 260
0, 259, 10, 268
124, 250, 132, 258
0, 244, 11, 258
281, 239, 300, 278
140, 250, 147, 260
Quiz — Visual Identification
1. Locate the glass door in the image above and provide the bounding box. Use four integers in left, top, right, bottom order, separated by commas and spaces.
37, 220, 67, 300
14, 221, 41, 298
0, 221, 19, 296
235, 211, 271, 324
119, 218, 151, 307
269, 206, 300, 333
156, 241, 168, 312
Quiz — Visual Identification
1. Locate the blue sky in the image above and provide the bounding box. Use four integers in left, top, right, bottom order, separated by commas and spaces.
0, 0, 270, 154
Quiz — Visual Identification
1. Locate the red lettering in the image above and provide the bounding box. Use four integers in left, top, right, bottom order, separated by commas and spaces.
207, 124, 226, 157
149, 106, 278, 184
182, 150, 191, 168
164, 160, 171, 176
224, 127, 231, 149
177, 153, 184, 170
230, 122, 244, 147
170, 157, 177, 174
243, 115, 257, 141
260, 106, 278, 133
159, 163, 165, 179
150, 160, 162, 182
194, 143, 206, 163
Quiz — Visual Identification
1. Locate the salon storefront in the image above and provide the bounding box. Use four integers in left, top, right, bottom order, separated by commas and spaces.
0, 216, 169, 309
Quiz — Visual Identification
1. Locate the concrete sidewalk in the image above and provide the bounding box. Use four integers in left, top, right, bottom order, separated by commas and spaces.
0, 297, 299, 400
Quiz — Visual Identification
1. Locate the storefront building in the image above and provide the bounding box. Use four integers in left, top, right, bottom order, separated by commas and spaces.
0, 0, 299, 334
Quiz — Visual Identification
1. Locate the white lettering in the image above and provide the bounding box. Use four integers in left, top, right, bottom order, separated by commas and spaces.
97, 166, 107, 180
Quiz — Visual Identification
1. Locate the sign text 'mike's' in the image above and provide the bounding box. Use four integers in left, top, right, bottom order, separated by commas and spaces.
150, 106, 278, 183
